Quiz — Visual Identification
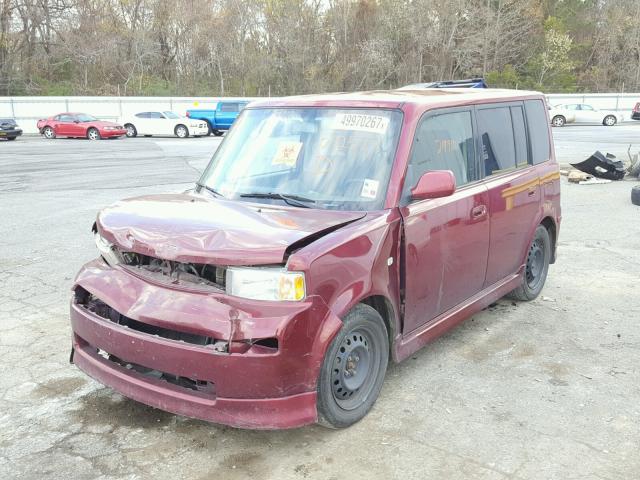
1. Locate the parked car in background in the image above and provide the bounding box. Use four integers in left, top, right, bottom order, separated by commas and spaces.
70, 88, 560, 430
548, 105, 575, 127
121, 111, 208, 138
0, 118, 23, 140
37, 113, 126, 140
631, 102, 640, 120
186, 101, 248, 136
399, 77, 489, 89
553, 103, 623, 126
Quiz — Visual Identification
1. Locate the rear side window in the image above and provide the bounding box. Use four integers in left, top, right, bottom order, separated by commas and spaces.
220, 103, 239, 112
135, 112, 150, 118
510, 106, 529, 166
477, 107, 516, 175
148, 112, 164, 119
404, 110, 476, 202
524, 100, 551, 165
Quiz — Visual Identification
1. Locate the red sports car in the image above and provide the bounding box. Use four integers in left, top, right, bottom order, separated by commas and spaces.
36, 113, 126, 140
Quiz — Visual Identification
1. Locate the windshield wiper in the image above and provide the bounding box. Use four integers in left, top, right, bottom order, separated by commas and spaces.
196, 183, 224, 198
239, 192, 316, 208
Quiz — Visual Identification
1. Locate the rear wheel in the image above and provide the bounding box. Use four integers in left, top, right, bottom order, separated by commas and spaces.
551, 115, 566, 127
317, 304, 388, 429
125, 123, 137, 137
43, 126, 56, 139
507, 225, 551, 301
7, 137, 16, 141
175, 124, 189, 138
87, 127, 100, 140
213, 129, 223, 137
603, 115, 617, 126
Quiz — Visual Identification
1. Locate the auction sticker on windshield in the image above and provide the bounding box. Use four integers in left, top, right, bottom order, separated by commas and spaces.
361, 178, 379, 198
272, 141, 303, 167
333, 113, 389, 134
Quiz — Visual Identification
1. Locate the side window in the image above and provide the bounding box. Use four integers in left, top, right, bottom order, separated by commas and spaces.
220, 103, 239, 112
404, 110, 476, 202
525, 99, 551, 165
59, 114, 74, 122
148, 112, 163, 119
477, 107, 516, 175
135, 112, 149, 118
510, 106, 529, 166
580, 104, 594, 111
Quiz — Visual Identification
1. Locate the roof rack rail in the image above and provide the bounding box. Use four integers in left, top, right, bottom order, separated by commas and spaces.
398, 78, 488, 89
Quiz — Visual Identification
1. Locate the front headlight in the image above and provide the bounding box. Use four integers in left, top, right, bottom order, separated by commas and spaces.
94, 233, 121, 266
225, 266, 306, 301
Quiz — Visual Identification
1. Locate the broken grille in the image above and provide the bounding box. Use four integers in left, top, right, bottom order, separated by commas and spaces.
118, 251, 227, 290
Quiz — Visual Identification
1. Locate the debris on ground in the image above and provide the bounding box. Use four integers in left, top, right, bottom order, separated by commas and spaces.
571, 151, 626, 180
579, 177, 612, 185
568, 170, 592, 183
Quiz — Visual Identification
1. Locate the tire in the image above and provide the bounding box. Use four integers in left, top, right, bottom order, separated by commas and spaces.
317, 303, 389, 429
87, 127, 101, 140
551, 115, 566, 127
7, 137, 16, 141
603, 115, 617, 126
175, 124, 189, 138
507, 225, 551, 301
125, 123, 137, 137
632, 185, 640, 206
43, 126, 56, 139
213, 129, 223, 137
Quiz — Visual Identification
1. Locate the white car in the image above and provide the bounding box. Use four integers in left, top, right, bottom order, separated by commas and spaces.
552, 103, 624, 126
548, 106, 575, 127
121, 111, 209, 138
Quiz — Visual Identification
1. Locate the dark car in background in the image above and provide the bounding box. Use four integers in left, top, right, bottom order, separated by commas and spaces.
0, 118, 23, 141
632, 102, 640, 120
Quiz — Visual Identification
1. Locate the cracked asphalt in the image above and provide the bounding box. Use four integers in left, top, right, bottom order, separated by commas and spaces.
1, 129, 639, 479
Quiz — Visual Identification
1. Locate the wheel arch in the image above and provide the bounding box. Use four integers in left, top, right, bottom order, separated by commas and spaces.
540, 216, 557, 264
360, 295, 397, 358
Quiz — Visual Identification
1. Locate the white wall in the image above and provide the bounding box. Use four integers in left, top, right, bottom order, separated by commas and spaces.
0, 96, 259, 133
1, 93, 638, 134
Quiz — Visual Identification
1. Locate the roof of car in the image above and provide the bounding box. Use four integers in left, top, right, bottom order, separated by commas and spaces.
249, 88, 544, 109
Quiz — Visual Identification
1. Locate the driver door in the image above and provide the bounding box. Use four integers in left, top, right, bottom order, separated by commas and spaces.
400, 107, 490, 333
578, 104, 600, 123
56, 114, 77, 136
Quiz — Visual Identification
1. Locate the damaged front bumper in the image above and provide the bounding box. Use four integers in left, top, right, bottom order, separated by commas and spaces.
70, 259, 342, 429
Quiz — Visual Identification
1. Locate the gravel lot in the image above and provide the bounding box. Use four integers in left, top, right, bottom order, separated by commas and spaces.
1, 127, 639, 480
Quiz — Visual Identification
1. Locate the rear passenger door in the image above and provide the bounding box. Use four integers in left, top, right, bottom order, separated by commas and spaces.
476, 102, 541, 287
400, 107, 490, 333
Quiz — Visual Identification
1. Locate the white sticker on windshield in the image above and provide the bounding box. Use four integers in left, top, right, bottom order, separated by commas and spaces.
333, 113, 389, 134
272, 141, 302, 167
361, 179, 379, 199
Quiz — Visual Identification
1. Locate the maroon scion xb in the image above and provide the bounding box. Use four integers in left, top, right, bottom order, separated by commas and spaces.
70, 89, 561, 429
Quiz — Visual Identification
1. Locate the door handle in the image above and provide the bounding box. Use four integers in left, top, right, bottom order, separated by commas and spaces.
527, 187, 537, 197
471, 205, 487, 219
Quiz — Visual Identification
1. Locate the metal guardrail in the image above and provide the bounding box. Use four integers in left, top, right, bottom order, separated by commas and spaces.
1, 93, 638, 133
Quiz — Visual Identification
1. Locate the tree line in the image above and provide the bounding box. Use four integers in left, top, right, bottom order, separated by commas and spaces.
1, 0, 639, 97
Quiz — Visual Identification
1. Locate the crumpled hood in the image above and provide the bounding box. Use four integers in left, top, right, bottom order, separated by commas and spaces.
96, 193, 366, 265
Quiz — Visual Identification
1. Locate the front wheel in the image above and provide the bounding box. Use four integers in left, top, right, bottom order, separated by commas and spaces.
43, 126, 56, 139
7, 137, 16, 141
507, 225, 551, 301
317, 304, 388, 429
87, 127, 101, 140
551, 115, 566, 127
212, 129, 223, 137
125, 123, 137, 137
175, 124, 189, 138
603, 115, 617, 126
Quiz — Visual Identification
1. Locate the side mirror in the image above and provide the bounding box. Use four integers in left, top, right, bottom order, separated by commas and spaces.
411, 170, 456, 200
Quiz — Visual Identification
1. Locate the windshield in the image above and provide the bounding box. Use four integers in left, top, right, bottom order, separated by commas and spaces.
198, 108, 402, 211
76, 114, 98, 122
163, 111, 180, 119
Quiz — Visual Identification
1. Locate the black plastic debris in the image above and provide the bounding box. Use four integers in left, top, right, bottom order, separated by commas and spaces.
571, 151, 625, 180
